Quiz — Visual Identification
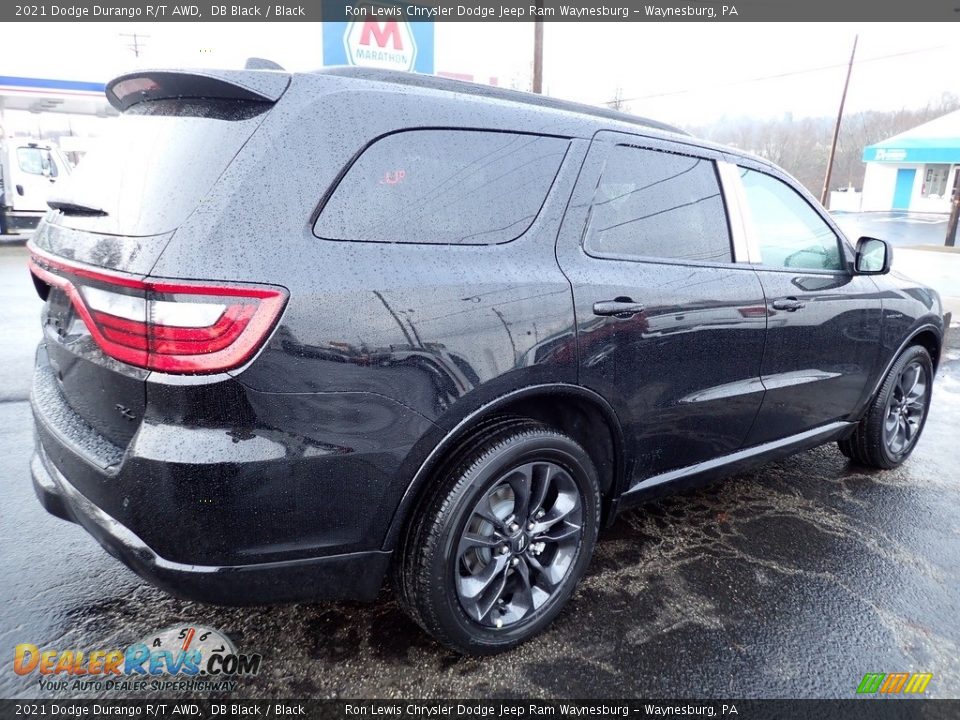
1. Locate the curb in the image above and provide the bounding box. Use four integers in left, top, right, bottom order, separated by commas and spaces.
903, 244, 960, 254
948, 323, 960, 350
0, 234, 29, 246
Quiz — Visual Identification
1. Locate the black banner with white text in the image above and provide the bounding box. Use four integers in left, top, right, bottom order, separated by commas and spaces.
7, 0, 960, 22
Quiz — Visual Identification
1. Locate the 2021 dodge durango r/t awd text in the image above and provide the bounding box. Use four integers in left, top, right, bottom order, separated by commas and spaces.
29, 67, 949, 654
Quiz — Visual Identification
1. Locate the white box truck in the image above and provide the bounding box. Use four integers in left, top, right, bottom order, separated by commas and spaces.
1, 139, 72, 234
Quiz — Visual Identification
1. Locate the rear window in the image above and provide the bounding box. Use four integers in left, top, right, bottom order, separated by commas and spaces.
51, 99, 270, 237
314, 130, 568, 245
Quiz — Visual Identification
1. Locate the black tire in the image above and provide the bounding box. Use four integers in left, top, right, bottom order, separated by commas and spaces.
839, 344, 933, 469
394, 418, 601, 655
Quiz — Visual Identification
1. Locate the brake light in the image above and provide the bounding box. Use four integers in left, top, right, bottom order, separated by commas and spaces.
27, 245, 287, 374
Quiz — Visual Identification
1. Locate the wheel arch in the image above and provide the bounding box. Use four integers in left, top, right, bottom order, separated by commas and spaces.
382, 383, 627, 551
909, 327, 943, 372
853, 322, 944, 422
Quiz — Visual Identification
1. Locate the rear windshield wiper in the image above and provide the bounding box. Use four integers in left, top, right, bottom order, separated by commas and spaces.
47, 199, 108, 217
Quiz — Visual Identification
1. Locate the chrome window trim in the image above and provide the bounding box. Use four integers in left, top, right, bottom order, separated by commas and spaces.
717, 161, 761, 264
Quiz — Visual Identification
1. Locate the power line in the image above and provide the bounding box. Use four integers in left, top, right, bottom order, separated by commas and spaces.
607, 44, 949, 105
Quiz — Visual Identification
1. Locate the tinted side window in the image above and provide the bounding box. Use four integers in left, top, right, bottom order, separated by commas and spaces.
739, 168, 843, 271
584, 145, 731, 263
314, 130, 568, 245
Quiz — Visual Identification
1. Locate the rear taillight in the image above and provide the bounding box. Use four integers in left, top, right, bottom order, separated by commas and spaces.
28, 245, 287, 374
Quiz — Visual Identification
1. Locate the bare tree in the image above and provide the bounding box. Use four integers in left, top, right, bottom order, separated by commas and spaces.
688, 93, 960, 196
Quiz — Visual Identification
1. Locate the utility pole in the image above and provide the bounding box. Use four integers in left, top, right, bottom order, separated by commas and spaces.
820, 34, 858, 207
532, 3, 544, 94
946, 181, 959, 247
119, 32, 149, 58
607, 88, 627, 111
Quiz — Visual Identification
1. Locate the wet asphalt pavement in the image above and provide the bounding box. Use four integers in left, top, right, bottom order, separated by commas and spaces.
1, 244, 959, 700
832, 211, 951, 248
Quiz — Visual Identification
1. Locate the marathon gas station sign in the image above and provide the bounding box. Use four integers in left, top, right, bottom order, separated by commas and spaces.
322, 17, 434, 73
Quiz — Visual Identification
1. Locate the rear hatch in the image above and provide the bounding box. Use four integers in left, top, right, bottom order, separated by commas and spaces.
30, 69, 289, 449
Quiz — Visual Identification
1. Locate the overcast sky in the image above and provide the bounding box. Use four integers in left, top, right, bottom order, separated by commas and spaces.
3, 22, 958, 125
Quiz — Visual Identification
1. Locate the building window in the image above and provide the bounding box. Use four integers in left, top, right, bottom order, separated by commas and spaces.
922, 164, 949, 198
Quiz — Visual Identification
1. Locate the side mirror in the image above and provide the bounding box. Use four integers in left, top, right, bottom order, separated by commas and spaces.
855, 236, 892, 275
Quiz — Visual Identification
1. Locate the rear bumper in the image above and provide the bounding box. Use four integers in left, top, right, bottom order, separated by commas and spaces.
31, 446, 391, 605
27, 340, 434, 605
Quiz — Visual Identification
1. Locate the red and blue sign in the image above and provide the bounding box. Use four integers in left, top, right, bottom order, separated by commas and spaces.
322, 17, 434, 74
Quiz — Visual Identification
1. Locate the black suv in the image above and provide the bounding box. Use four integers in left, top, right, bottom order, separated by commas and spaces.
29, 67, 949, 654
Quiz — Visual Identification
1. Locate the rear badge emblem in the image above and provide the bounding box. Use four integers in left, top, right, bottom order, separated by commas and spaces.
115, 404, 136, 421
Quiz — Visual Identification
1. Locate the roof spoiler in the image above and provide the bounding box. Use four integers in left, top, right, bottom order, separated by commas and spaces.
105, 69, 291, 112
245, 57, 285, 71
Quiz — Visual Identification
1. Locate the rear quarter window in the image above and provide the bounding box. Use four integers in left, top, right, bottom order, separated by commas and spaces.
313, 130, 569, 245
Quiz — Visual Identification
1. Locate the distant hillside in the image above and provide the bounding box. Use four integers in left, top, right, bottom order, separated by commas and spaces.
683, 93, 959, 196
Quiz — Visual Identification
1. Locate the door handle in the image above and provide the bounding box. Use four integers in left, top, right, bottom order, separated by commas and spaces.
593, 298, 645, 318
772, 297, 806, 311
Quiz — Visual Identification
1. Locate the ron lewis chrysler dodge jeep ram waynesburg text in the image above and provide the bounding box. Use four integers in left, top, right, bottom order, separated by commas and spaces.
29, 67, 949, 654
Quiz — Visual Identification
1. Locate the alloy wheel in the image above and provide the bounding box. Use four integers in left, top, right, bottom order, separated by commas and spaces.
454, 461, 583, 629
883, 359, 929, 457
